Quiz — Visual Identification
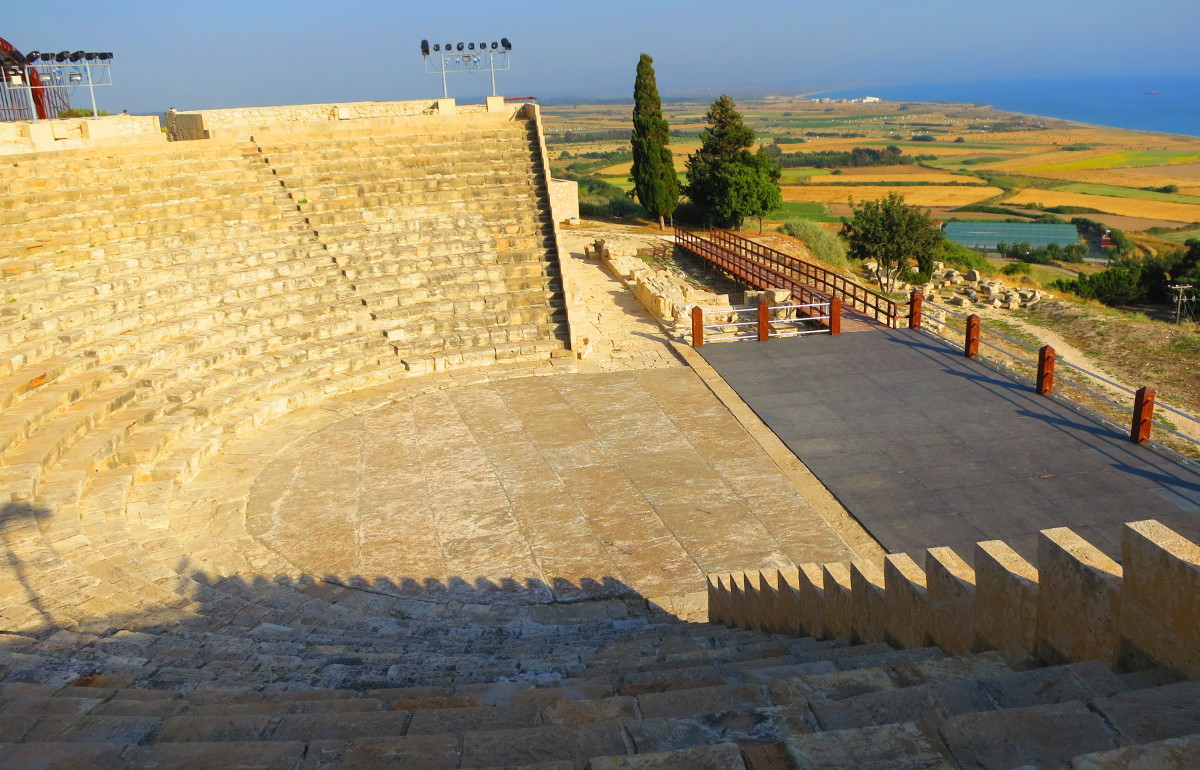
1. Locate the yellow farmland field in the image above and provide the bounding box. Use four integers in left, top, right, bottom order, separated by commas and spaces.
1006, 190, 1200, 223
782, 185, 1003, 207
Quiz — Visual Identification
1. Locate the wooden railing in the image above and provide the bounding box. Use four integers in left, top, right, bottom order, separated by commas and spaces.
675, 227, 903, 328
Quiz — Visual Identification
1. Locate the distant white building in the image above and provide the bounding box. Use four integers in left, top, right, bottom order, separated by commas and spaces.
862, 96, 882, 103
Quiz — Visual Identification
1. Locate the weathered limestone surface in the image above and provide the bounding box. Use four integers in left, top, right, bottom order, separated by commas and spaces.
243, 368, 858, 607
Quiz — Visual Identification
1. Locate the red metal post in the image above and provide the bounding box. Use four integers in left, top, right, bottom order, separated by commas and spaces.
1036, 345, 1056, 395
829, 296, 842, 335
757, 301, 770, 341
909, 289, 924, 330
965, 314, 981, 359
691, 306, 704, 348
1131, 387, 1156, 444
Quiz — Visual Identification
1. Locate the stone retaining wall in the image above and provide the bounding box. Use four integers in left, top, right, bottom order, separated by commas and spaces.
168, 96, 514, 141
0, 114, 164, 156
549, 178, 580, 224
709, 520, 1200, 678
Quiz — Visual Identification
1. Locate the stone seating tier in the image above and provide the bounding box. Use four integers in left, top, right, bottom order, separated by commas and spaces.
0, 609, 1196, 767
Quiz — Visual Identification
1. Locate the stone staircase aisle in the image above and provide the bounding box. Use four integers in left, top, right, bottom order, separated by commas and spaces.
0, 594, 1197, 768
251, 117, 571, 375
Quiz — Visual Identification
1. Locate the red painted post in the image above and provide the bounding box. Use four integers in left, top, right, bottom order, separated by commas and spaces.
757, 301, 770, 341
829, 296, 842, 335
909, 289, 924, 330
1131, 387, 1156, 444
691, 305, 704, 348
965, 314, 981, 359
1036, 345, 1056, 395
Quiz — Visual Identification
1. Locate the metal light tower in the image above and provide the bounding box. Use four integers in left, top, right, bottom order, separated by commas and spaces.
0, 46, 114, 122
421, 38, 511, 98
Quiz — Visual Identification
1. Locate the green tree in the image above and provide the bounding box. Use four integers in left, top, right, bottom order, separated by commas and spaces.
630, 54, 679, 230
840, 192, 943, 293
684, 95, 781, 229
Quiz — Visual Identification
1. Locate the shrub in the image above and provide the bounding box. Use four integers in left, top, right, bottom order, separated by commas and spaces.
606, 196, 645, 219
1002, 262, 1032, 276
778, 219, 848, 268
936, 239, 989, 272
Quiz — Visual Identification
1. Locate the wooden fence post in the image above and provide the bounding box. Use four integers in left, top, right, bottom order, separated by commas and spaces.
757, 301, 770, 341
1036, 345, 1056, 396
965, 314, 981, 359
909, 289, 924, 330
1131, 387, 1155, 444
829, 296, 842, 336
691, 306, 704, 348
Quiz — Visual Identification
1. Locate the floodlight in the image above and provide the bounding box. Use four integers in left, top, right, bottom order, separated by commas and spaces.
468, 43, 474, 51
433, 43, 440, 52
55, 51, 69, 62
40, 53, 55, 61
479, 42, 486, 49
97, 52, 112, 60
501, 38, 511, 51
491, 42, 498, 49
70, 51, 85, 62
68, 71, 83, 83
420, 39, 430, 56
444, 42, 451, 50
456, 42, 463, 51
26, 50, 40, 61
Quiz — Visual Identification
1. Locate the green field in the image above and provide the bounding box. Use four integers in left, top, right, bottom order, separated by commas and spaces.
1029, 150, 1200, 172
1054, 182, 1200, 204
780, 168, 831, 180
774, 202, 839, 221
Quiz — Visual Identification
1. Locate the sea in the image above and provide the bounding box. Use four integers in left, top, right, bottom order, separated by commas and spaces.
817, 77, 1200, 138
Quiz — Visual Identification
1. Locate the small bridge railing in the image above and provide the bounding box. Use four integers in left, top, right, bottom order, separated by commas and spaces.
676, 227, 903, 328
692, 300, 839, 345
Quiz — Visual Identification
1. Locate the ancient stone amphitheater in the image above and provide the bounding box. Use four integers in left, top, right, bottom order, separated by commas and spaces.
0, 99, 1196, 769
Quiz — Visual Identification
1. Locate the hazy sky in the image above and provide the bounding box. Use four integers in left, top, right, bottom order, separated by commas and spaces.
6, 0, 1199, 113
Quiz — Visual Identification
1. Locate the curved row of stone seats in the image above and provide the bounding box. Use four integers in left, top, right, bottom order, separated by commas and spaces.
1, 606, 1197, 767
0, 116, 570, 643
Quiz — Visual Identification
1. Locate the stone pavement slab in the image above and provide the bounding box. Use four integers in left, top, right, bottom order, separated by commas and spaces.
700, 329, 1200, 565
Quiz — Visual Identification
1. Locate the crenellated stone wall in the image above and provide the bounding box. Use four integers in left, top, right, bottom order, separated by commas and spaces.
709, 519, 1200, 678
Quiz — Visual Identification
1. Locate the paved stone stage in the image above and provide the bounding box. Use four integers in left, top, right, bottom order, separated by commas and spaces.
699, 328, 1200, 565
235, 366, 859, 608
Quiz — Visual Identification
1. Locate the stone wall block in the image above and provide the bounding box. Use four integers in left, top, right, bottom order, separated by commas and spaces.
774, 566, 802, 635
795, 563, 827, 639
1034, 528, 1122, 667
822, 563, 853, 640
883, 553, 930, 649
975, 540, 1039, 658
849, 560, 886, 644
1118, 520, 1200, 677
926, 546, 977, 655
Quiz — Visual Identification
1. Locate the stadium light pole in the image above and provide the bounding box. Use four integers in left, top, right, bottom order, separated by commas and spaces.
421, 39, 511, 98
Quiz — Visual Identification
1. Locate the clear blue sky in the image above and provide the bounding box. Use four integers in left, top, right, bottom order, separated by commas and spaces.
6, 0, 1198, 113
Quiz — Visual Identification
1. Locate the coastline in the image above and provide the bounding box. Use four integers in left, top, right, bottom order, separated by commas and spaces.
813, 77, 1200, 139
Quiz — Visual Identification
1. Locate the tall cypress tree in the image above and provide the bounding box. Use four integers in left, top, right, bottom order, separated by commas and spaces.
630, 54, 679, 230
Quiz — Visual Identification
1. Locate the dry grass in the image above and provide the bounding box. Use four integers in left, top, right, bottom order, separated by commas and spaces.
1006, 189, 1200, 222
782, 185, 1003, 207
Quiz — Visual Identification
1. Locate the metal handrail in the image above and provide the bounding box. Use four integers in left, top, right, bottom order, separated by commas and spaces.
676, 227, 900, 327
920, 298, 1200, 455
